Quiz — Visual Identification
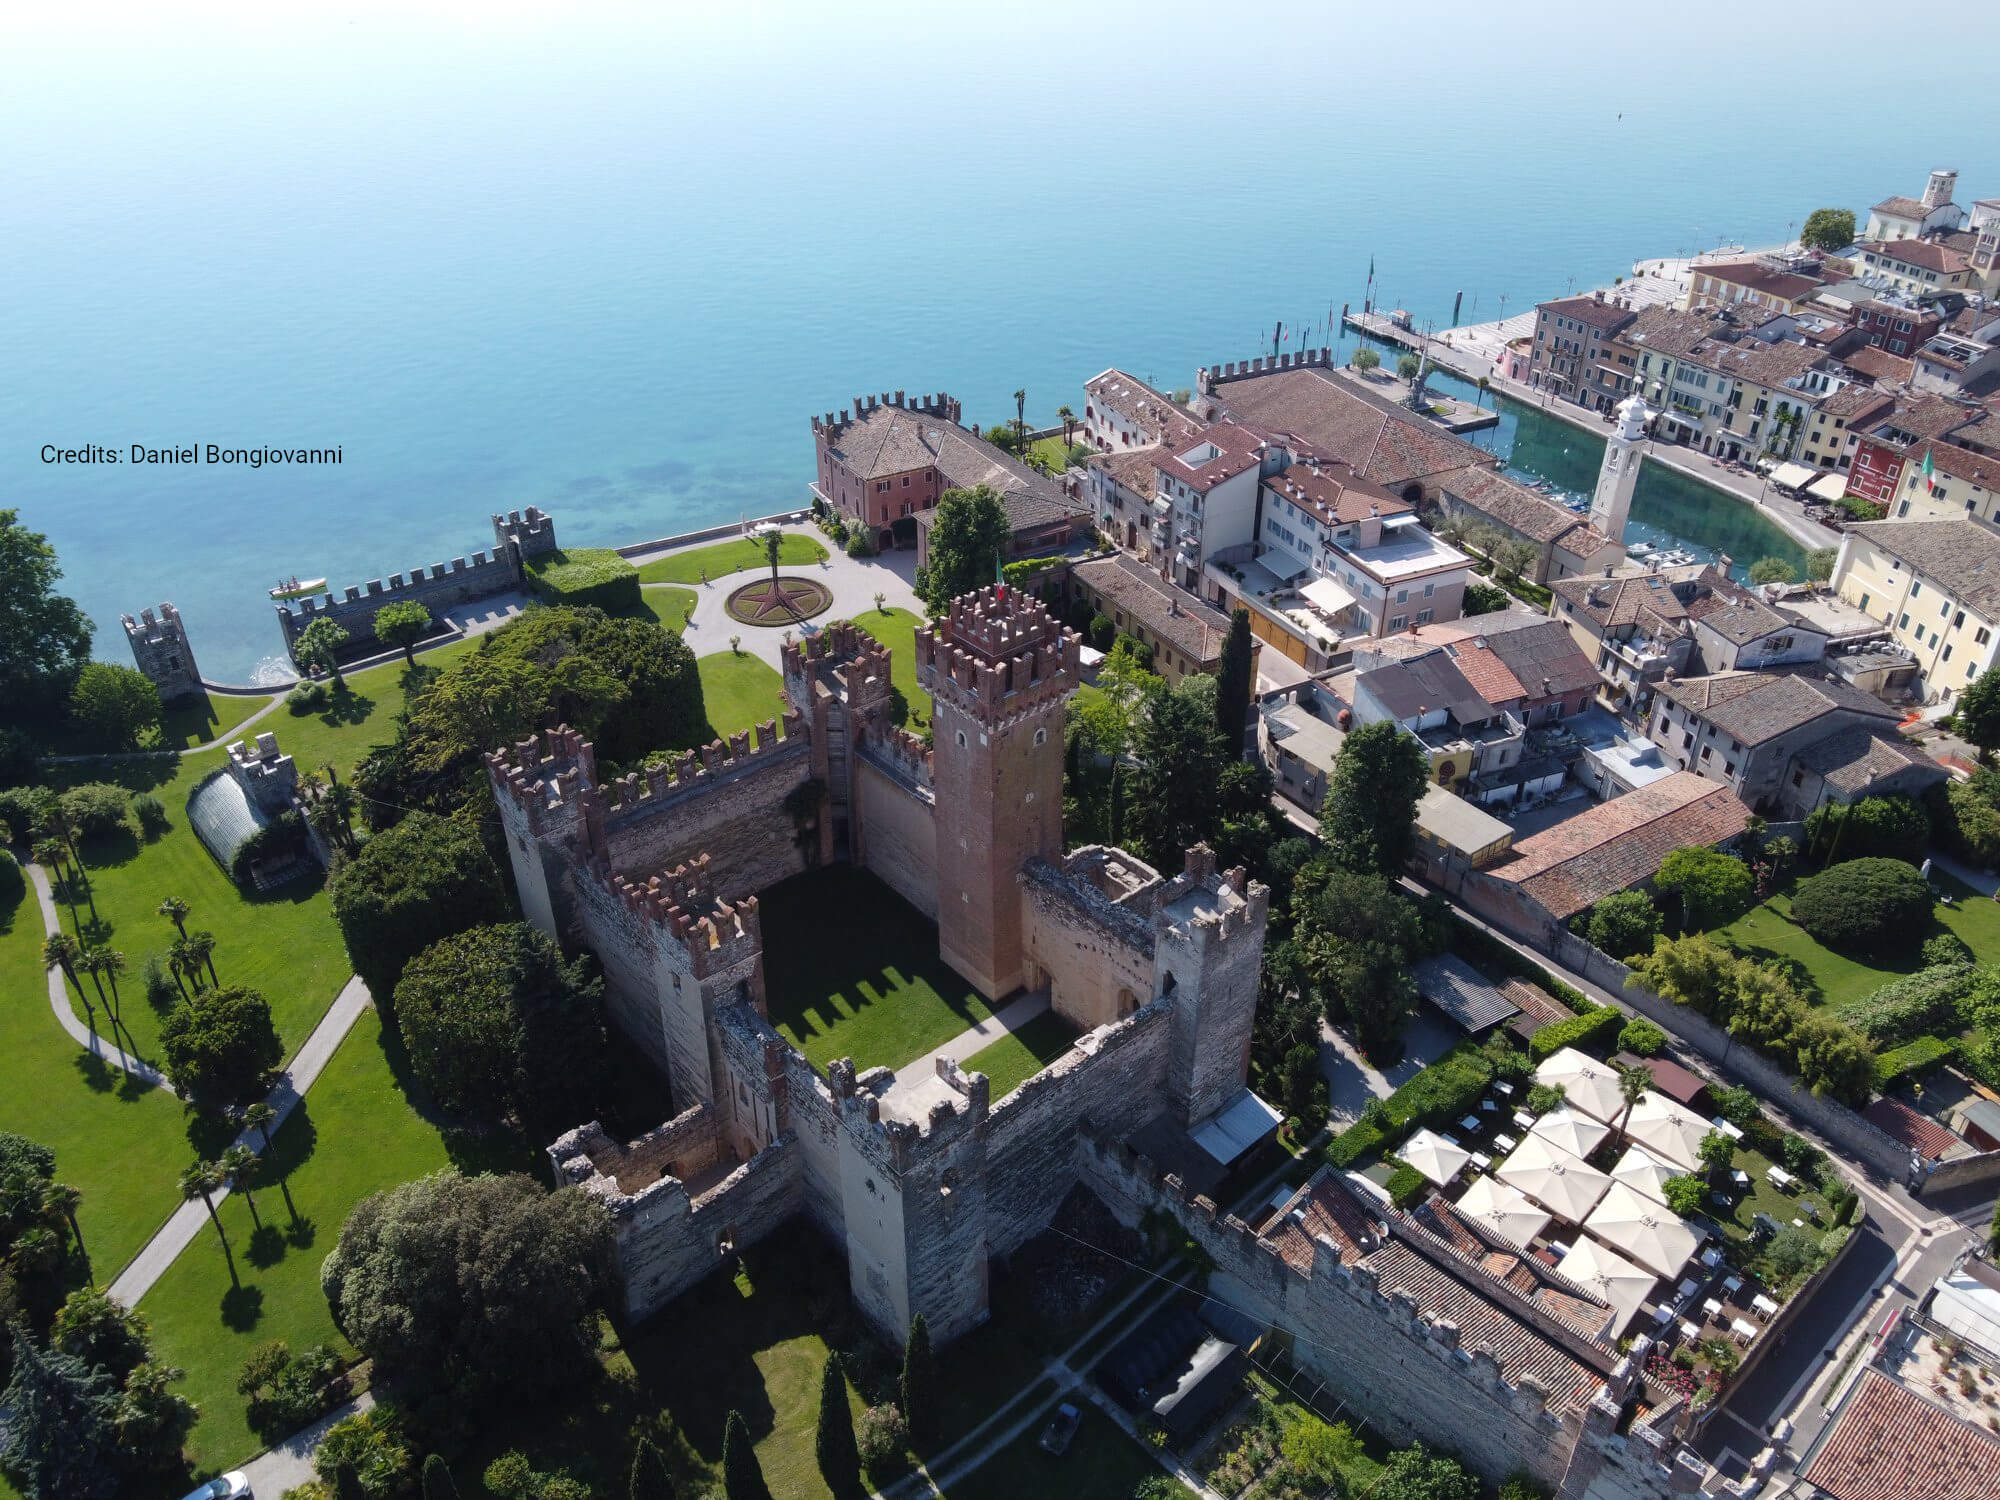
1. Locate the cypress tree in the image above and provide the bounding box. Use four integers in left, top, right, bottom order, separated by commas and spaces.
421, 1453, 460, 1500
627, 1434, 674, 1500
721, 1410, 772, 1500
1214, 608, 1254, 749
815, 1353, 861, 1499
900, 1314, 937, 1447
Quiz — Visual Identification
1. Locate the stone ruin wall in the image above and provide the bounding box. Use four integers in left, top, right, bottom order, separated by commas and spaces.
275, 506, 556, 655
1021, 856, 1159, 1031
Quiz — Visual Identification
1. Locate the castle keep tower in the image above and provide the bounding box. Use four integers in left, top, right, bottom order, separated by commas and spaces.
1153, 846, 1269, 1127
1588, 392, 1648, 545
916, 588, 1080, 999
123, 603, 202, 702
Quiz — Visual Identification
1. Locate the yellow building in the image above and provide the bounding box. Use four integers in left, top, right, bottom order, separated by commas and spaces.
1832, 516, 2000, 703
1884, 441, 2000, 524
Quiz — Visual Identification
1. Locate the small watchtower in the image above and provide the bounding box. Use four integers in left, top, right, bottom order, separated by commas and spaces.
1153, 845, 1270, 1128
916, 587, 1081, 1000
122, 603, 203, 703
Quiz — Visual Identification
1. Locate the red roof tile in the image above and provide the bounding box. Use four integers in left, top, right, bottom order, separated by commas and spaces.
1805, 1369, 2000, 1500
1862, 1097, 1962, 1163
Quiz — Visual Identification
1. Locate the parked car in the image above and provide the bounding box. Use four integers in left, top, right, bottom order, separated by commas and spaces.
179, 1473, 250, 1500
1039, 1402, 1081, 1456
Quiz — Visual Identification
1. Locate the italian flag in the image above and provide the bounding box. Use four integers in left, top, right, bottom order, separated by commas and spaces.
1922, 447, 1937, 493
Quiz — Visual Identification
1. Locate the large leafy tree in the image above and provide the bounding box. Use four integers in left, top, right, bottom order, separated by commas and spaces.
1654, 846, 1753, 931
1957, 665, 2000, 754
1320, 719, 1429, 875
49, 1289, 151, 1382
294, 617, 352, 687
392, 924, 608, 1131
328, 811, 510, 1003
157, 985, 284, 1109
1294, 866, 1434, 1052
372, 600, 433, 667
915, 486, 1011, 614
1799, 207, 1856, 253
320, 1171, 613, 1405
1373, 1443, 1480, 1500
1130, 674, 1226, 869
68, 663, 162, 749
0, 509, 94, 720
0, 1331, 124, 1500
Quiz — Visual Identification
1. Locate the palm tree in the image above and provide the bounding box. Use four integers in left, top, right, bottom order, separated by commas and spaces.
221, 1144, 263, 1231
41, 1182, 84, 1261
1057, 403, 1076, 448
179, 1160, 237, 1287
35, 838, 82, 932
186, 930, 219, 988
43, 933, 93, 1030
9, 1226, 61, 1280
40, 805, 95, 924
157, 896, 192, 939
167, 937, 197, 997
1013, 388, 1028, 455
1615, 1063, 1652, 1142
1476, 375, 1491, 409
78, 946, 112, 1016
96, 947, 127, 1021
763, 527, 784, 605
245, 1102, 300, 1224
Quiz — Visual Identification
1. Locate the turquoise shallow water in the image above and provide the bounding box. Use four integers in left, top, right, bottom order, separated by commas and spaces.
3, 3, 1992, 680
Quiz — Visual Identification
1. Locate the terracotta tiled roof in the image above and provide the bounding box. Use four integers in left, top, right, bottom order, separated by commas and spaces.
1088, 446, 1162, 496
1498, 978, 1569, 1029
1793, 725, 1941, 797
1861, 1096, 1962, 1162
1210, 366, 1484, 491
1158, 421, 1268, 493
1848, 517, 2000, 613
1873, 196, 1928, 219
1656, 670, 1898, 747
1860, 238, 1973, 276
1842, 346, 1915, 386
1696, 261, 1824, 303
1262, 458, 1413, 527
1434, 636, 1526, 705
1085, 369, 1200, 446
1070, 553, 1232, 665
827, 403, 1076, 524
1538, 294, 1640, 333
1445, 465, 1597, 547
1819, 384, 1896, 423
1265, 1170, 1383, 1273
1917, 441, 2000, 489
1492, 772, 1750, 921
1804, 1369, 2000, 1499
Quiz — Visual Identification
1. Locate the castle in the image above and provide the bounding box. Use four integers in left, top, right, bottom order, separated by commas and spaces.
495, 588, 1272, 1345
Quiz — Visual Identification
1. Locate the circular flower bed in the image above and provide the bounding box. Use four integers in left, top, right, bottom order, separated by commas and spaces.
724, 575, 833, 627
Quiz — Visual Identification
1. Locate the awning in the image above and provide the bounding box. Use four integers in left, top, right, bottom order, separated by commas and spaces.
1189, 1089, 1283, 1166
1400, 1128, 1473, 1188
1555, 1238, 1656, 1335
1807, 473, 1851, 503
1496, 1132, 1612, 1223
1660, 409, 1703, 430
1533, 1047, 1628, 1124
1299, 575, 1357, 616
1455, 1175, 1552, 1249
1413, 954, 1519, 1033
1582, 1181, 1702, 1279
1528, 1105, 1612, 1160
1770, 461, 1818, 491
1609, 1146, 1679, 1206
1624, 1092, 1709, 1172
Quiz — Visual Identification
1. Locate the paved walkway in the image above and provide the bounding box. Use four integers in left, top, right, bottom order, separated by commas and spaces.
28, 861, 174, 1090
107, 974, 374, 1306
626, 524, 926, 670
239, 1390, 376, 1495
889, 991, 1054, 1096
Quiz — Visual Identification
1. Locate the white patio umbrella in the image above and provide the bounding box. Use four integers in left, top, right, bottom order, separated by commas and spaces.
1555, 1237, 1658, 1336
1624, 1092, 1709, 1173
1454, 1174, 1552, 1250
1400, 1128, 1473, 1188
1533, 1047, 1627, 1124
1528, 1105, 1611, 1161
1583, 1180, 1703, 1279
1495, 1132, 1612, 1223
1610, 1146, 1679, 1205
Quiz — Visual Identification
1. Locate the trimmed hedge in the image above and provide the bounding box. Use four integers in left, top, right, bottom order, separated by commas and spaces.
1874, 1035, 1958, 1090
1845, 964, 1974, 1046
1324, 1040, 1501, 1167
1385, 1162, 1429, 1209
1528, 1006, 1622, 1061
523, 548, 642, 614
1790, 857, 1932, 959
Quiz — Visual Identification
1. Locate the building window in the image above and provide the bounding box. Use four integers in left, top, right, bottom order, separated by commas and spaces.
1701, 746, 1712, 761
1976, 626, 1992, 645
1033, 727, 1047, 746
1792, 770, 1804, 786
1944, 645, 1954, 662
955, 731, 967, 748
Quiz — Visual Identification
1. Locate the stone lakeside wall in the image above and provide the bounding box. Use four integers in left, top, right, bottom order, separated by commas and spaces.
1550, 933, 1916, 1185
982, 1003, 1172, 1258
852, 753, 938, 920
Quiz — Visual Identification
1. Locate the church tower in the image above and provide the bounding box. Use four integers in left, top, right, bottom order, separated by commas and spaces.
915, 587, 1079, 1000
1589, 392, 1648, 544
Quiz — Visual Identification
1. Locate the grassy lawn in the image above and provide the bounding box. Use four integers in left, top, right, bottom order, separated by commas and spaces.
760, 865, 993, 1072
640, 583, 698, 635
0, 861, 188, 1287
140, 1006, 462, 1475
1705, 1143, 1802, 1247
854, 606, 933, 730
275, 636, 480, 780
1710, 871, 2000, 1012
637, 533, 827, 585
963, 1010, 1079, 1100
159, 690, 280, 750
942, 1399, 1188, 1500
697, 651, 791, 742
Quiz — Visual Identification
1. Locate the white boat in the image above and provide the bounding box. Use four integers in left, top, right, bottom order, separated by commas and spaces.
1628, 542, 1655, 557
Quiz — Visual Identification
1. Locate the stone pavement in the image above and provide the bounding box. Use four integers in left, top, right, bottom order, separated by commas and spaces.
238, 1390, 376, 1495
28, 860, 174, 1091
626, 524, 926, 670
107, 974, 375, 1306
888, 991, 1054, 1101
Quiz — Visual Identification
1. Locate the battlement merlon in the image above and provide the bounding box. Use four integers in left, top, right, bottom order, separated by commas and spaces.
492, 504, 559, 559
483, 725, 599, 836
598, 860, 763, 980
781, 622, 895, 715
914, 591, 1082, 723
1155, 844, 1272, 941
584, 713, 808, 822
1196, 348, 1336, 395
809, 390, 963, 441
832, 1056, 989, 1174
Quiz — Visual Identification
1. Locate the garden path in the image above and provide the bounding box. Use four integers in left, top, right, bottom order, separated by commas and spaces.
237, 1390, 377, 1495
28, 859, 175, 1091
888, 990, 1051, 1098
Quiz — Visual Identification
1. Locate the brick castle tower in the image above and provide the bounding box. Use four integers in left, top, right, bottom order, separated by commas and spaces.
916, 587, 1081, 999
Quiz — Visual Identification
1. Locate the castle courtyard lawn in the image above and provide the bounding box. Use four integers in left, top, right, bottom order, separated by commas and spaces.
698, 651, 792, 742
637, 533, 828, 585
760, 865, 994, 1073
1709, 871, 2000, 1012
139, 1005, 459, 1475
0, 860, 188, 1287
940, 1399, 1192, 1500
962, 1009, 1080, 1100
855, 605, 933, 730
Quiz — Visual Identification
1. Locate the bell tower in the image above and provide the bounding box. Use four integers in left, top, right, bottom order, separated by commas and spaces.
916, 587, 1079, 1000
1590, 393, 1648, 544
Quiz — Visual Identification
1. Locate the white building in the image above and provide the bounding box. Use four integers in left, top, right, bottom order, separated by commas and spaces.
1863, 172, 1966, 242
1589, 393, 1647, 543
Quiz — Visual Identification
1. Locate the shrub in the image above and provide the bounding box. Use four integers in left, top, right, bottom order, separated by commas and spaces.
1791, 857, 1933, 959
1088, 613, 1116, 652
1325, 1119, 1387, 1168
1662, 1175, 1706, 1217
1711, 1084, 1760, 1128
1585, 891, 1662, 960
131, 792, 168, 836
143, 954, 177, 1009
844, 529, 875, 558
1923, 932, 1973, 968
1779, 1132, 1828, 1186
58, 782, 133, 838
328, 812, 510, 1004
287, 681, 328, 714
0, 849, 22, 910
313, 1410, 413, 1499
1846, 964, 1976, 1045
230, 808, 307, 885
1528, 1006, 1622, 1061
1524, 1082, 1567, 1115
1763, 1225, 1825, 1284
1875, 1035, 1958, 1090
70, 660, 163, 748
1930, 780, 2000, 869
1804, 794, 1929, 866
1385, 1162, 1429, 1209
523, 548, 642, 615
1618, 1018, 1667, 1056
0, 784, 54, 843
1462, 580, 1510, 616
239, 1340, 345, 1438
855, 1404, 909, 1476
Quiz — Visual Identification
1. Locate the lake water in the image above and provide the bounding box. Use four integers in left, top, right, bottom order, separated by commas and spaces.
4, 2, 1994, 681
